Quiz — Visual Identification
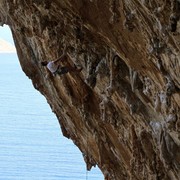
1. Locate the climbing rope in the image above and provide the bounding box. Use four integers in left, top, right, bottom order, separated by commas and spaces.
86, 124, 89, 180
84, 110, 89, 180
86, 169, 88, 180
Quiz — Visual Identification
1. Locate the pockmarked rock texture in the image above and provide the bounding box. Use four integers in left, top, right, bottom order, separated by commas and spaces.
0, 0, 180, 179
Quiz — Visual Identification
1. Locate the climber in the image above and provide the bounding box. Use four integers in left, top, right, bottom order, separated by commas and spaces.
41, 48, 82, 76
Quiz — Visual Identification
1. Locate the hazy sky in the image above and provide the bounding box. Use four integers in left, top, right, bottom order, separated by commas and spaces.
0, 25, 14, 44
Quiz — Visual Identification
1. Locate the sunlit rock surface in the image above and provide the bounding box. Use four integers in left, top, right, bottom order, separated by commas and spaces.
0, 0, 179, 179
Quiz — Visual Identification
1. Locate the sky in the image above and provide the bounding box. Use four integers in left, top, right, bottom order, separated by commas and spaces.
0, 25, 14, 44
0, 25, 16, 53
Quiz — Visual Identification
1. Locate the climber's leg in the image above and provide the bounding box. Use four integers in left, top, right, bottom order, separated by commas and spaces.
55, 65, 82, 75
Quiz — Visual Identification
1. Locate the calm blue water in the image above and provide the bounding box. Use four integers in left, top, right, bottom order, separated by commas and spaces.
0, 53, 103, 180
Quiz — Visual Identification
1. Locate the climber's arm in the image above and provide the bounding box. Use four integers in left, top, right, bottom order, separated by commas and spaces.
53, 54, 66, 64
53, 46, 67, 64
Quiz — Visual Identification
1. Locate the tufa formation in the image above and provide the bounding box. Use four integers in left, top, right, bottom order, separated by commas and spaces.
0, 0, 180, 179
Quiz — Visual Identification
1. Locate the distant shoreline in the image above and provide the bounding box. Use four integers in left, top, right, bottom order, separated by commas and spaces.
0, 38, 16, 53
0, 52, 16, 54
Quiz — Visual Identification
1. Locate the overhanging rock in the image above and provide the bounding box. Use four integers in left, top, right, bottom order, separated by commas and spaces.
0, 0, 179, 179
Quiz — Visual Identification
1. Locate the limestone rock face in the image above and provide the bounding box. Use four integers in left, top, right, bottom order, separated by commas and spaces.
0, 0, 180, 179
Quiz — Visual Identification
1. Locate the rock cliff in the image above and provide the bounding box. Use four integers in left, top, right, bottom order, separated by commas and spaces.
0, 0, 180, 179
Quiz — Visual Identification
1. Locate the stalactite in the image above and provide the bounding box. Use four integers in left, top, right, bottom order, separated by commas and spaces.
109, 0, 121, 24
154, 93, 161, 112
129, 68, 138, 92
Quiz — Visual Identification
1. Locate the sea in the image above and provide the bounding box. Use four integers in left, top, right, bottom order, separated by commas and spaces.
0, 53, 103, 180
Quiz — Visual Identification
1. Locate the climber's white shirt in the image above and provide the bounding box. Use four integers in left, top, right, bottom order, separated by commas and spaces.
47, 61, 58, 73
